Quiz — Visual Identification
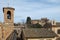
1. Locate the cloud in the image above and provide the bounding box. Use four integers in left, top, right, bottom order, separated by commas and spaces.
47, 0, 60, 3
0, 0, 60, 22
14, 0, 60, 18
24, 0, 60, 5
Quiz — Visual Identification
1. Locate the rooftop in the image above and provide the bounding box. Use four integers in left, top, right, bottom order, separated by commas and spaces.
23, 28, 58, 38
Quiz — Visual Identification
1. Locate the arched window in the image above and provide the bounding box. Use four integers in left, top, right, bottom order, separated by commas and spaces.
7, 11, 11, 19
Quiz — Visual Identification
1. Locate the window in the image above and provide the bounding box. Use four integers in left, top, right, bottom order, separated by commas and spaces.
57, 29, 60, 34
7, 11, 11, 19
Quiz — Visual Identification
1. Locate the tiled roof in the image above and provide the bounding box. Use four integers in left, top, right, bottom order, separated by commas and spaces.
52, 22, 60, 27
56, 22, 60, 27
3, 7, 15, 10
3, 7, 15, 13
23, 28, 58, 38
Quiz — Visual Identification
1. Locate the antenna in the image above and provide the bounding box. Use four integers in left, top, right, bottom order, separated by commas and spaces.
8, 0, 10, 7
1, 0, 14, 7
0, 0, 4, 6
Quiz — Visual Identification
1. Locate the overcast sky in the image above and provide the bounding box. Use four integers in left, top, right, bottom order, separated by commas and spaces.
0, 0, 60, 23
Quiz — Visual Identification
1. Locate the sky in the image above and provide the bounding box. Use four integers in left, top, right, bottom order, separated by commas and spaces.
0, 0, 60, 23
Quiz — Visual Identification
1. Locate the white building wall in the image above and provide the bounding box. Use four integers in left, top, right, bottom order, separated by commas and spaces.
52, 27, 60, 40
51, 20, 56, 25
52, 27, 60, 36
28, 38, 53, 40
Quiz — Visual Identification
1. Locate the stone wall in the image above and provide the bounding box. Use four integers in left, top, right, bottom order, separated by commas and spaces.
6, 30, 17, 40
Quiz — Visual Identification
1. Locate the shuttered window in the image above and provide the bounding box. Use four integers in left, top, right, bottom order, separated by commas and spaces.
57, 29, 60, 34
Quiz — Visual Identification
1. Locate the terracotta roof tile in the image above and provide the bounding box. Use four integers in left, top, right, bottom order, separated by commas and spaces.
23, 28, 58, 38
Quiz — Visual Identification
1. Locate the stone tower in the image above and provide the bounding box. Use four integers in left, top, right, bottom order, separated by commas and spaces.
3, 7, 15, 26
1, 7, 17, 40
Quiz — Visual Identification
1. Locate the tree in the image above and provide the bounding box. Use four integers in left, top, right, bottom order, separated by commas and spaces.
26, 17, 31, 24
26, 17, 31, 28
31, 23, 42, 28
43, 23, 52, 30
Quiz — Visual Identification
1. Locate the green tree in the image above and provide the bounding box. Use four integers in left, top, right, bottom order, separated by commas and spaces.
26, 17, 31, 27
43, 23, 52, 30
26, 17, 31, 24
35, 23, 42, 28
31, 23, 42, 28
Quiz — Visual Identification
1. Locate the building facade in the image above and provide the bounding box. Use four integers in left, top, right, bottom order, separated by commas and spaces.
22, 18, 60, 40
0, 7, 17, 40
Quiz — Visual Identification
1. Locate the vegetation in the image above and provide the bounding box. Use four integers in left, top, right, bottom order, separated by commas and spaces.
26, 17, 31, 27
28, 22, 52, 28
26, 17, 52, 28
31, 23, 42, 28
43, 23, 52, 28
26, 17, 31, 24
